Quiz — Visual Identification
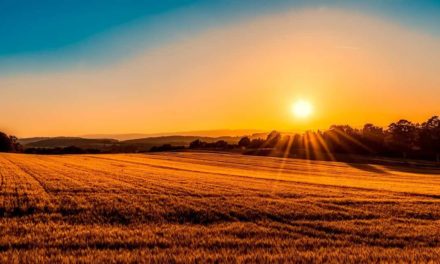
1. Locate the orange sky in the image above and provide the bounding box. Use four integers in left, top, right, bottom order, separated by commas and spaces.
1, 8, 439, 137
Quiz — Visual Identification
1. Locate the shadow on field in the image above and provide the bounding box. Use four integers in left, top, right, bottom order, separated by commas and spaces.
381, 165, 440, 175
345, 162, 389, 174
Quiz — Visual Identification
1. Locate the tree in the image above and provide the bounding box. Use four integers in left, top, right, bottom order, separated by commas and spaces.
265, 131, 281, 148
9, 136, 22, 152
419, 116, 440, 162
0, 132, 21, 152
248, 138, 265, 149
291, 134, 302, 151
214, 140, 228, 149
329, 125, 358, 135
387, 119, 418, 158
361, 123, 385, 154
189, 139, 204, 149
363, 123, 384, 137
276, 135, 292, 152
0, 132, 13, 152
238, 137, 251, 148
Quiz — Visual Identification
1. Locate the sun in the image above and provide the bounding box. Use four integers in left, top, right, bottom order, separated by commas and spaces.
292, 100, 313, 118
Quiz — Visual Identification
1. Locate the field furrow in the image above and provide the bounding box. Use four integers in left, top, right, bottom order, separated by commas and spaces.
0, 152, 439, 262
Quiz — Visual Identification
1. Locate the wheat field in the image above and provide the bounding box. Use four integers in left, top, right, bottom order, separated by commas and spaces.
0, 152, 439, 263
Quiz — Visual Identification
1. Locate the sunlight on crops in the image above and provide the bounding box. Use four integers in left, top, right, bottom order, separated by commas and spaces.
0, 152, 439, 262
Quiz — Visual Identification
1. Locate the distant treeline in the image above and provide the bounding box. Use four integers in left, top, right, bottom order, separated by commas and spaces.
0, 133, 114, 154
1, 116, 439, 161
187, 116, 440, 162
150, 144, 185, 152
24, 146, 101, 155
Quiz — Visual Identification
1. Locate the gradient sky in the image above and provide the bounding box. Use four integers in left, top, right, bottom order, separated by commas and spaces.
1, 0, 439, 137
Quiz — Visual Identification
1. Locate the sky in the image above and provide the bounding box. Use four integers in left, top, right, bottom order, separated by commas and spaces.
1, 0, 439, 137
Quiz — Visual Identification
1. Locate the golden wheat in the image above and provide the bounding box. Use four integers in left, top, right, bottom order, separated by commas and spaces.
0, 152, 439, 263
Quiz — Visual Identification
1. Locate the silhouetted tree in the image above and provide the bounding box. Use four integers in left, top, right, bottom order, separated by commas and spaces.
387, 119, 418, 158
324, 125, 354, 153
189, 139, 204, 149
62, 146, 85, 154
291, 134, 302, 152
150, 144, 185, 152
214, 140, 228, 148
0, 132, 12, 152
248, 138, 265, 149
361, 123, 385, 154
265, 131, 281, 148
188, 139, 232, 150
238, 137, 251, 148
419, 116, 440, 162
23, 146, 100, 154
275, 135, 292, 152
0, 132, 21, 152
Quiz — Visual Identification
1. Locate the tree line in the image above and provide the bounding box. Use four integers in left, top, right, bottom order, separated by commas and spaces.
1, 116, 438, 161
188, 116, 440, 162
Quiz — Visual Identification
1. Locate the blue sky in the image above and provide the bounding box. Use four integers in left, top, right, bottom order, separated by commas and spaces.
1, 0, 440, 74
1, 1, 439, 137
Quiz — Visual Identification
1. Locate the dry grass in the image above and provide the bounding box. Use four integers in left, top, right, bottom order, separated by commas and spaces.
0, 152, 439, 263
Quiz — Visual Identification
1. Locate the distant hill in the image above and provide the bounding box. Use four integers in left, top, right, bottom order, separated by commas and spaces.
122, 135, 241, 146
22, 137, 118, 149
81, 134, 153, 141
18, 137, 50, 145
18, 135, 244, 152
82, 129, 264, 140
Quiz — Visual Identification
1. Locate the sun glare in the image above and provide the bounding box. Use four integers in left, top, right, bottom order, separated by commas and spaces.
292, 100, 313, 119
